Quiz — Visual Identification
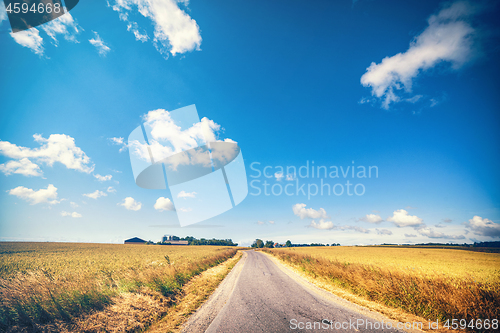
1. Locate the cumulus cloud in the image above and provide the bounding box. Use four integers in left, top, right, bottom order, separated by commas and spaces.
274, 172, 284, 181
417, 227, 465, 239
119, 197, 142, 211
154, 197, 175, 211
8, 184, 60, 205
70, 202, 79, 208
107, 186, 116, 193
359, 213, 383, 224
387, 209, 424, 227
269, 220, 275, 224
360, 1, 477, 109
292, 203, 329, 220
0, 134, 94, 175
89, 31, 111, 56
83, 190, 107, 199
10, 29, 44, 55
177, 190, 196, 199
309, 219, 335, 230
111, 0, 201, 57
376, 229, 393, 235
286, 173, 295, 181
94, 174, 112, 182
61, 211, 82, 218
0, 158, 43, 177
464, 216, 500, 238
128, 109, 236, 170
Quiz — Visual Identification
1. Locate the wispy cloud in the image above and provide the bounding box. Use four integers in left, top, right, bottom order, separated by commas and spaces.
89, 31, 110, 56
83, 190, 107, 199
61, 211, 82, 218
360, 1, 477, 109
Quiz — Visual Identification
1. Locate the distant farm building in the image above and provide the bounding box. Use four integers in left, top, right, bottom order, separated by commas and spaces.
124, 237, 146, 244
162, 235, 188, 245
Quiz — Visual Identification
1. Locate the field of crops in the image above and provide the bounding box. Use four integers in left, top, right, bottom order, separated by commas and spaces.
0, 242, 238, 332
263, 246, 500, 326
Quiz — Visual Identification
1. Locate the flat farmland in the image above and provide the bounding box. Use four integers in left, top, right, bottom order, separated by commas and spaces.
0, 242, 238, 332
263, 246, 500, 326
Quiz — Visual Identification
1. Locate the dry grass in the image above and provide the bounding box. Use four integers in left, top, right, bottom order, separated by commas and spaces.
262, 247, 500, 326
0, 242, 238, 332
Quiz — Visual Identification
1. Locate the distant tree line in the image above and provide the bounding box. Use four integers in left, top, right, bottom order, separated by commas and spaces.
153, 236, 237, 246
251, 239, 340, 248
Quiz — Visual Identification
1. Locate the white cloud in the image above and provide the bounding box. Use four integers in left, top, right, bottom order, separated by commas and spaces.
41, 12, 81, 44
359, 213, 383, 224
89, 31, 110, 56
387, 209, 424, 227
360, 1, 477, 109
286, 174, 295, 181
111, 0, 202, 57
309, 219, 335, 230
274, 172, 284, 181
70, 202, 79, 208
257, 220, 265, 225
9, 13, 81, 55
119, 197, 142, 211
83, 190, 107, 199
269, 220, 275, 224
292, 203, 328, 220
61, 211, 82, 218
417, 227, 465, 239
177, 190, 196, 199
107, 186, 116, 193
128, 109, 236, 170
8, 184, 60, 205
376, 229, 393, 235
109, 137, 128, 152
154, 197, 175, 211
464, 216, 500, 238
0, 158, 43, 177
179, 207, 191, 212
0, 3, 7, 23
340, 225, 370, 233
94, 174, 112, 182
10, 29, 44, 55
0, 134, 94, 174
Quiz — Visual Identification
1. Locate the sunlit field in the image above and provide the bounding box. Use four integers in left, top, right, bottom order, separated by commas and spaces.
263, 246, 500, 326
0, 242, 237, 332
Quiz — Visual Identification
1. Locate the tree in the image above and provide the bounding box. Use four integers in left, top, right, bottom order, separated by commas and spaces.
265, 240, 274, 248
251, 239, 264, 248
286, 240, 292, 247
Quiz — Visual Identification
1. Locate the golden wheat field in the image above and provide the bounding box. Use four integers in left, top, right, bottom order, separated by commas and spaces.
276, 246, 500, 282
0, 242, 238, 332
263, 246, 500, 328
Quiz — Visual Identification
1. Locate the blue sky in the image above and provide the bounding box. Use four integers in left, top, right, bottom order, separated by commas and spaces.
0, 0, 499, 246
